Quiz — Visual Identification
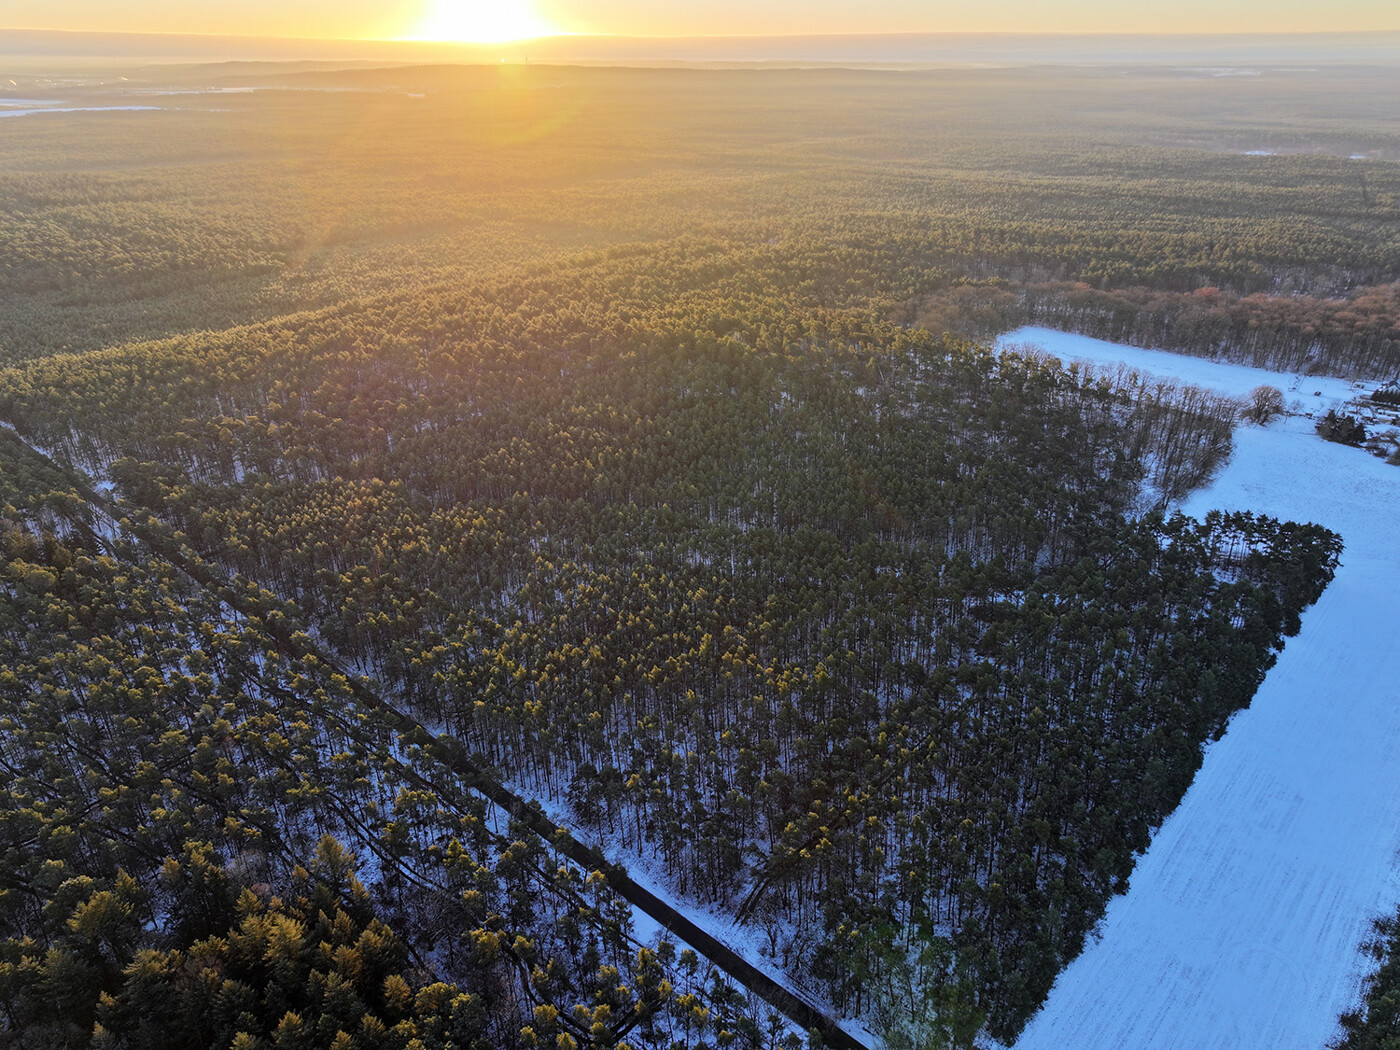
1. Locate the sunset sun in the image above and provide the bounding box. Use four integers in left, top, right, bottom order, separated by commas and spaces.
404, 0, 558, 42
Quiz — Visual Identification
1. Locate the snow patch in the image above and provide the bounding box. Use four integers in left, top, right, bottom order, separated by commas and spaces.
997, 325, 1364, 418
0, 106, 164, 118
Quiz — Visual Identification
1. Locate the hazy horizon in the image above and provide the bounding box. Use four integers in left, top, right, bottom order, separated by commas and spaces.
5, 26, 1400, 71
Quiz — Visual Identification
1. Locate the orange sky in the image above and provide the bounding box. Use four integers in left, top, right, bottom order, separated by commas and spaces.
6, 0, 1399, 41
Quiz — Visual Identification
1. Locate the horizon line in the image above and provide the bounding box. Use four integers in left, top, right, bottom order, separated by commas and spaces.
5, 26, 1400, 45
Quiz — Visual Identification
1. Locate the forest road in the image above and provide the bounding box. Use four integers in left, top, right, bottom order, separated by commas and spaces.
0, 426, 870, 1050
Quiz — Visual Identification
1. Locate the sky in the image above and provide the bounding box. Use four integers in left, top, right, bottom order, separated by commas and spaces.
4, 0, 1399, 41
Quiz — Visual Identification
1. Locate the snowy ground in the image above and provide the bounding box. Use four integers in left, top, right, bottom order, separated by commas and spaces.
491, 776, 882, 1044
0, 105, 165, 118
997, 328, 1400, 1050
999, 326, 1365, 417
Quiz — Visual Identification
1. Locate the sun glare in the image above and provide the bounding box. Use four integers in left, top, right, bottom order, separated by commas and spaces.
404, 0, 558, 43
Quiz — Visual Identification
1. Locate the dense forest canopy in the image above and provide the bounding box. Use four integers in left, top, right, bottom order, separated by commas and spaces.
1, 63, 1398, 369
0, 57, 1384, 1048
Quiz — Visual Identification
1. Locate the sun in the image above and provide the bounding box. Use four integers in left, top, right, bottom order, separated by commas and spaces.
404, 0, 558, 43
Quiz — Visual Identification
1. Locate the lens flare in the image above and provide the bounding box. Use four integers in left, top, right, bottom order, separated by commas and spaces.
404, 0, 557, 43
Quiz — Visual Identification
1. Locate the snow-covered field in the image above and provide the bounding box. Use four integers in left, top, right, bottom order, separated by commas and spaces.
997, 328, 1400, 1050
0, 105, 164, 118
999, 326, 1364, 416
